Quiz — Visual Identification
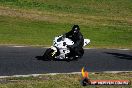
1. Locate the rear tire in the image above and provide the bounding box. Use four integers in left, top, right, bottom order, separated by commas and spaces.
43, 48, 55, 60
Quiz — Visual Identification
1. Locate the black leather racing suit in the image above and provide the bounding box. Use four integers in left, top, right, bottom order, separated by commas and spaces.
65, 30, 84, 57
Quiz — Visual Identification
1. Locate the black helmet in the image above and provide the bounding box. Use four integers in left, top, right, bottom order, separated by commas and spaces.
72, 25, 80, 33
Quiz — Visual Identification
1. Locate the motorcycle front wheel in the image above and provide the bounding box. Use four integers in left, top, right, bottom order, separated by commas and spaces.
43, 48, 55, 60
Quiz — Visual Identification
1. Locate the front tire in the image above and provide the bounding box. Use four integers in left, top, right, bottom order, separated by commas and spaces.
43, 48, 55, 60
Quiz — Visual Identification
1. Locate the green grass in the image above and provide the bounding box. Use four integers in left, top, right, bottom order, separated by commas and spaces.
0, 15, 70, 46
0, 15, 131, 48
0, 72, 132, 88
0, 0, 131, 17
0, 0, 131, 48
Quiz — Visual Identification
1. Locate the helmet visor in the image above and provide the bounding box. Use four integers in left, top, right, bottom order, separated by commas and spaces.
73, 27, 79, 33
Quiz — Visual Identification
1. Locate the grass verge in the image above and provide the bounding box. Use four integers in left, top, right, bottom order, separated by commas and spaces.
0, 0, 131, 48
0, 0, 131, 17
0, 72, 132, 88
0, 15, 131, 48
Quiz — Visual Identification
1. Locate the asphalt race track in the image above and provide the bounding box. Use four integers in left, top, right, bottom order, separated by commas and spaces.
0, 46, 132, 76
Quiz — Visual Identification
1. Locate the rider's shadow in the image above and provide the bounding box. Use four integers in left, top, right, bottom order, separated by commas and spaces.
35, 56, 49, 61
35, 56, 77, 62
104, 52, 132, 60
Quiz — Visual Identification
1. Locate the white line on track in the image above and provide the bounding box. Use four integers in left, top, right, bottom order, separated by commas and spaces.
0, 71, 132, 78
84, 48, 131, 50
12, 46, 28, 48
0, 73, 81, 78
114, 48, 130, 50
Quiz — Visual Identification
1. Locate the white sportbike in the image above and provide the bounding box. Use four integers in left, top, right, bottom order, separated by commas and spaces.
43, 35, 90, 61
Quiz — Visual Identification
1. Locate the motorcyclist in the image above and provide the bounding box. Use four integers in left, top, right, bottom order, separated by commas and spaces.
64, 25, 84, 58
